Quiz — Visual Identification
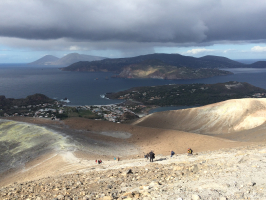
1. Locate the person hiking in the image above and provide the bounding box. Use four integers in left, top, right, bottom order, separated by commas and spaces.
187, 148, 193, 156
144, 153, 149, 160
149, 151, 155, 162
171, 150, 175, 157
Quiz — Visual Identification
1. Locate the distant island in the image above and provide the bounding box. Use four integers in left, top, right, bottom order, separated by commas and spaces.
112, 59, 232, 79
106, 81, 266, 107
61, 53, 266, 80
28, 53, 106, 66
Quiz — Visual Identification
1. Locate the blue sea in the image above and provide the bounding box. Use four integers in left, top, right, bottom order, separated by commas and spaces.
1, 64, 266, 107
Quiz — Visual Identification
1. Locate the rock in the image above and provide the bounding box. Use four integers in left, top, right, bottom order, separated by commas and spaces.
234, 192, 244, 198
173, 164, 185, 171
57, 195, 65, 200
192, 194, 201, 200
149, 181, 161, 187
122, 169, 133, 176
248, 182, 256, 186
102, 196, 113, 200
189, 164, 199, 173
220, 197, 227, 200
142, 185, 150, 190
134, 192, 140, 198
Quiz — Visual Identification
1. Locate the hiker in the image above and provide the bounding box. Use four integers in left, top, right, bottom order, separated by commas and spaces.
149, 151, 155, 162
98, 159, 102, 164
171, 150, 175, 157
187, 148, 193, 156
144, 153, 149, 160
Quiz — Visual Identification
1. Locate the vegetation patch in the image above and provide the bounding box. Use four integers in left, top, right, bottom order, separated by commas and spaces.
106, 81, 266, 106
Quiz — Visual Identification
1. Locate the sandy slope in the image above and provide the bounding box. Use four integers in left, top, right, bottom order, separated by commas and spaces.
1, 98, 266, 187
133, 98, 266, 135
3, 116, 247, 157
2, 144, 266, 199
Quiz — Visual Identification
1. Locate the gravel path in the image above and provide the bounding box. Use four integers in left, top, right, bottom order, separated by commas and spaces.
1, 144, 266, 199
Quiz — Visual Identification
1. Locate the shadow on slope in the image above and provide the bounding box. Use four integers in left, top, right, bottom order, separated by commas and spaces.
212, 122, 266, 142
61, 117, 248, 156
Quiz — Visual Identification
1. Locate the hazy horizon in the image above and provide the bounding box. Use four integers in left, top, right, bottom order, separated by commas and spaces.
0, 54, 265, 65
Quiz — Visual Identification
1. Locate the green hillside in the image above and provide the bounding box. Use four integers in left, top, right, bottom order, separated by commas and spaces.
106, 82, 266, 106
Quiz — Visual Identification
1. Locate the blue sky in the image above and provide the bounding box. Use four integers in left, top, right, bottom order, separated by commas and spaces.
0, 0, 266, 63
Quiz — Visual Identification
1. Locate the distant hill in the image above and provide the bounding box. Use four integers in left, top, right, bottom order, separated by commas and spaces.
28, 55, 59, 65
106, 81, 266, 107
60, 53, 266, 80
52, 53, 106, 66
249, 61, 266, 68
29, 53, 106, 66
0, 94, 54, 111
62, 53, 246, 73
199, 55, 244, 67
116, 59, 232, 79
235, 59, 266, 64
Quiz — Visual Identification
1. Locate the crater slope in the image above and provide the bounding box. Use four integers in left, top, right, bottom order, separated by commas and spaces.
2, 98, 266, 187
133, 98, 266, 135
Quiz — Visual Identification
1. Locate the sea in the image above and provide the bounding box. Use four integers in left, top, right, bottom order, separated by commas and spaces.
1, 64, 266, 112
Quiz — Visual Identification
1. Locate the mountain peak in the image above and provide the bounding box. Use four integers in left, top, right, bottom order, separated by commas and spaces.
28, 55, 59, 65
28, 53, 107, 66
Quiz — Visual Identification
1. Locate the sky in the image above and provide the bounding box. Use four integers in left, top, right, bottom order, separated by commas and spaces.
0, 0, 266, 63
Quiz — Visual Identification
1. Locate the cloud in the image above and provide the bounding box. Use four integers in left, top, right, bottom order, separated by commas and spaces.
186, 48, 214, 54
0, 0, 209, 43
0, 36, 156, 57
251, 46, 266, 52
69, 46, 84, 51
0, 0, 266, 55
223, 49, 234, 53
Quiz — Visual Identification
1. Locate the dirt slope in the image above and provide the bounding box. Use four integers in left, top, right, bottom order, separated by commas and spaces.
0, 116, 248, 187
2, 98, 266, 187
133, 98, 266, 135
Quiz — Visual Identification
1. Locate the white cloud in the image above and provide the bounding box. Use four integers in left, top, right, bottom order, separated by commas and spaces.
251, 46, 266, 52
69, 46, 81, 51
186, 48, 214, 54
223, 49, 234, 53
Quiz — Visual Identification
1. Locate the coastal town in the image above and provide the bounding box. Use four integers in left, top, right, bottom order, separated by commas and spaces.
2, 81, 266, 123
0, 97, 142, 123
